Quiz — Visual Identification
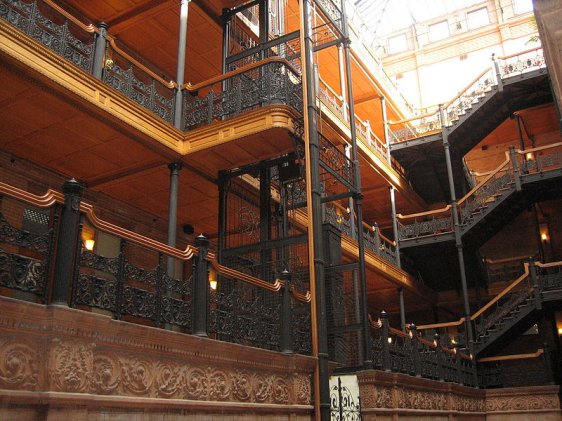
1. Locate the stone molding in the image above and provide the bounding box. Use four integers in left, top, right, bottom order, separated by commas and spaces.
0, 297, 314, 410
358, 369, 561, 418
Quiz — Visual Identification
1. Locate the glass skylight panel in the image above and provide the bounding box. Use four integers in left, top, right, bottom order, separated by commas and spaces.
466, 7, 489, 30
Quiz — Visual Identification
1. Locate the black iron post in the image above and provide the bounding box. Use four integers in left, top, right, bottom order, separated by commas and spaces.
381, 96, 391, 163
381, 311, 390, 371
300, 0, 330, 418
167, 162, 182, 278
92, 22, 108, 79
529, 259, 542, 310
542, 343, 555, 384
409, 324, 421, 376
192, 234, 209, 337
439, 105, 475, 357
52, 179, 83, 305
221, 9, 231, 74
435, 333, 445, 381
174, 0, 190, 129
341, 0, 372, 370
280, 269, 293, 353
390, 185, 406, 331
509, 146, 522, 191
260, 167, 272, 280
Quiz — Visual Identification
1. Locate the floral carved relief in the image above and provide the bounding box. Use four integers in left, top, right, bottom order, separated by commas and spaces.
49, 339, 94, 393
486, 395, 560, 411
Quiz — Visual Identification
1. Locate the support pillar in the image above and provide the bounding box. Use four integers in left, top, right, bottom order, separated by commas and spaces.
337, 45, 348, 121
52, 179, 83, 305
341, 0, 372, 370
221, 9, 231, 74
440, 105, 474, 356
192, 234, 209, 336
173, 0, 190, 129
167, 162, 182, 278
92, 22, 108, 80
298, 1, 330, 418
280, 269, 293, 353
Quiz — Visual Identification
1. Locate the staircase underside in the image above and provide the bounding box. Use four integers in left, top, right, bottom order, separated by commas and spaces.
391, 71, 552, 204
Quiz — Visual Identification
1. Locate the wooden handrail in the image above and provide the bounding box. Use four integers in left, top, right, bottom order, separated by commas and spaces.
498, 46, 542, 61
44, 0, 97, 34
389, 326, 410, 339
535, 260, 562, 268
388, 109, 438, 126
443, 67, 492, 109
516, 141, 562, 155
396, 205, 451, 221
478, 348, 544, 363
457, 155, 510, 206
471, 263, 530, 320
417, 317, 466, 331
210, 259, 282, 292
107, 38, 177, 89
291, 286, 312, 303
0, 181, 64, 207
183, 57, 299, 92
318, 75, 343, 101
484, 255, 530, 265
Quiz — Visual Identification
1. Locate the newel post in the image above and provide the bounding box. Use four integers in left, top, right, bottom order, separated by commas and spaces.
280, 269, 293, 353
52, 179, 83, 305
192, 234, 209, 337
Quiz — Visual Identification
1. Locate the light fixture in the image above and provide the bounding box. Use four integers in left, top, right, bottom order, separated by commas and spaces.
540, 223, 550, 244
387, 337, 393, 344
557, 327, 562, 336
209, 269, 217, 290
84, 239, 95, 251
525, 152, 534, 161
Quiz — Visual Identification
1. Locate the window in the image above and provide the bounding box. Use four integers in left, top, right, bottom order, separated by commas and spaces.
513, 0, 533, 15
428, 21, 449, 42
387, 34, 408, 54
467, 8, 489, 30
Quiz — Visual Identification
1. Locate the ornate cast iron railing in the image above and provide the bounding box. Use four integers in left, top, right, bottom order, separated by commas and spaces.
388, 48, 546, 143
417, 260, 562, 360
397, 143, 562, 242
1, 0, 178, 123
182, 58, 302, 130
1, 0, 96, 72
0, 192, 59, 302
370, 312, 477, 387
0, 180, 313, 355
323, 202, 398, 266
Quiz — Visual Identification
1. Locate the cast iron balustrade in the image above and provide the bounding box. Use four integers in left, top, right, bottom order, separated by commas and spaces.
323, 202, 398, 266
0, 0, 95, 72
371, 312, 477, 387
0, 0, 177, 123
416, 260, 562, 357
182, 59, 302, 130
388, 48, 546, 143
397, 143, 562, 243
0, 193, 59, 302
0, 180, 313, 356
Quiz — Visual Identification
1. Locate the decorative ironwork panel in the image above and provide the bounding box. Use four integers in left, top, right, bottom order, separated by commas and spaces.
0, 209, 54, 298
1, 0, 95, 72
210, 276, 281, 351
183, 61, 301, 130
103, 60, 174, 123
74, 274, 116, 310
293, 299, 312, 355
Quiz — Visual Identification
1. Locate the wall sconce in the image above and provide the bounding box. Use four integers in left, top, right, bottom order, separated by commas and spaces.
387, 337, 393, 344
525, 152, 534, 161
209, 269, 217, 290
84, 239, 95, 251
557, 327, 562, 336
540, 223, 550, 244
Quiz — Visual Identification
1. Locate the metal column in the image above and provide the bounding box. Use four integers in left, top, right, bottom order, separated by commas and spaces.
299, 0, 330, 418
389, 185, 406, 331
341, 0, 372, 369
167, 162, 182, 278
440, 105, 474, 355
173, 0, 190, 129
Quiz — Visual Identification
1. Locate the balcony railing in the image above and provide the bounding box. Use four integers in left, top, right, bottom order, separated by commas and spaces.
0, 180, 312, 355
397, 143, 562, 242
388, 48, 546, 143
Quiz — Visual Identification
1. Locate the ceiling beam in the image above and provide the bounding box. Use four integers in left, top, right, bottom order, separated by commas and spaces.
107, 0, 176, 34
354, 91, 381, 105
86, 160, 165, 188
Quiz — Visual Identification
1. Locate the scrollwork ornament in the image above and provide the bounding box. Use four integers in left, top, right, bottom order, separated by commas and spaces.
49, 339, 94, 392
208, 368, 230, 400
92, 354, 120, 394
294, 374, 311, 405
0, 341, 40, 390
253, 373, 272, 402
184, 367, 207, 399
155, 362, 183, 397
232, 370, 252, 401
121, 358, 154, 395
271, 376, 289, 404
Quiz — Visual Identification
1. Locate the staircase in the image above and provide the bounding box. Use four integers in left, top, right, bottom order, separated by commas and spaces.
397, 142, 562, 249
389, 48, 551, 204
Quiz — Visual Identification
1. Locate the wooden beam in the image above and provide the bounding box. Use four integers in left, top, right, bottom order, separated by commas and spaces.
107, 0, 176, 34
86, 160, 166, 187
354, 91, 380, 105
